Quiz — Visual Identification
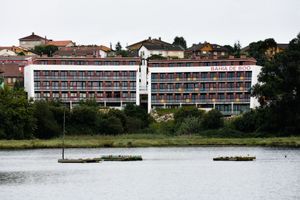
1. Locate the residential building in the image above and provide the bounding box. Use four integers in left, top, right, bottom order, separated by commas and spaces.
127, 37, 184, 59
186, 42, 229, 58
241, 43, 289, 58
0, 48, 17, 56
127, 37, 171, 51
24, 57, 141, 108
46, 40, 76, 48
0, 63, 23, 87
0, 56, 34, 73
138, 43, 184, 59
19, 32, 49, 49
147, 57, 261, 115
0, 46, 36, 56
53, 45, 113, 58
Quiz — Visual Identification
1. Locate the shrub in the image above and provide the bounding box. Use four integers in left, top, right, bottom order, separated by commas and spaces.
126, 117, 143, 133
176, 117, 202, 135
124, 104, 150, 128
201, 109, 224, 129
149, 121, 175, 135
174, 106, 204, 126
233, 110, 258, 133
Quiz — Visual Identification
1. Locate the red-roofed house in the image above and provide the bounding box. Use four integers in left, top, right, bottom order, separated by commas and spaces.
46, 40, 75, 48
19, 32, 49, 49
0, 63, 23, 87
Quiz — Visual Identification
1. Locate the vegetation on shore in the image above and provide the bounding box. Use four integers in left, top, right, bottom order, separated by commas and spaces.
0, 135, 299, 149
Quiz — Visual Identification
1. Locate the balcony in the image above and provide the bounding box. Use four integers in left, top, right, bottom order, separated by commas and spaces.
151, 77, 251, 83
34, 97, 136, 103
34, 86, 136, 91
34, 76, 136, 81
151, 87, 251, 93
151, 98, 250, 104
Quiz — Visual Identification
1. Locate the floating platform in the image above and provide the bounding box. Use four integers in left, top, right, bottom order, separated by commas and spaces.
58, 158, 101, 163
213, 156, 256, 161
101, 155, 143, 161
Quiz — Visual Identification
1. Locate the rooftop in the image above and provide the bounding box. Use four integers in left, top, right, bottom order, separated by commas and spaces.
19, 32, 48, 41
0, 63, 23, 77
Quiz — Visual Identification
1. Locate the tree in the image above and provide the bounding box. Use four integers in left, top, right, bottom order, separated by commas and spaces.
115, 42, 122, 52
115, 42, 130, 57
33, 101, 60, 139
173, 36, 187, 49
233, 41, 241, 57
247, 38, 277, 66
201, 109, 224, 129
252, 33, 300, 134
124, 104, 150, 128
0, 87, 36, 139
33, 45, 58, 57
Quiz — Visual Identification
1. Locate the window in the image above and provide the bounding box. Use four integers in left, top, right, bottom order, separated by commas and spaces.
61, 81, 68, 87
87, 71, 94, 76
53, 93, 59, 98
61, 71, 67, 77
70, 92, 77, 97
62, 93, 68, 98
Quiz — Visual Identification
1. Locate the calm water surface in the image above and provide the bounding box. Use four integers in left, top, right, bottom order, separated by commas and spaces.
0, 147, 299, 200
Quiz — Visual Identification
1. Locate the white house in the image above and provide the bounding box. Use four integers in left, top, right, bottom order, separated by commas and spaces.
0, 49, 17, 56
138, 43, 184, 59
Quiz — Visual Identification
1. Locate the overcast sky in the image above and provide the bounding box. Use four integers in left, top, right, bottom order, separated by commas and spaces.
1, 0, 299, 48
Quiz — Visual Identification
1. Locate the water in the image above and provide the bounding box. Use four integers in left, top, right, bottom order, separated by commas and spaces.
0, 147, 299, 200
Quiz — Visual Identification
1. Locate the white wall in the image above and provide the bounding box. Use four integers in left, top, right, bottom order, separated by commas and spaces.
0, 49, 17, 56
99, 50, 107, 58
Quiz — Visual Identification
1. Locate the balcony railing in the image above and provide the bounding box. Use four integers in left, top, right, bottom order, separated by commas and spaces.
34, 97, 136, 102
34, 86, 136, 91
151, 87, 251, 93
151, 98, 250, 104
34, 76, 136, 81
151, 77, 251, 83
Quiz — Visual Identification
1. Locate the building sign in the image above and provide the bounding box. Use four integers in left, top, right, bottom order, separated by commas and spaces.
211, 66, 252, 71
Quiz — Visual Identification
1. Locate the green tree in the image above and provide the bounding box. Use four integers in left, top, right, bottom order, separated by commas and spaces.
247, 38, 277, 66
0, 87, 36, 139
124, 104, 149, 128
70, 106, 97, 134
233, 41, 241, 57
33, 101, 61, 139
115, 42, 122, 52
201, 109, 224, 129
33, 45, 58, 57
173, 36, 187, 49
252, 33, 300, 134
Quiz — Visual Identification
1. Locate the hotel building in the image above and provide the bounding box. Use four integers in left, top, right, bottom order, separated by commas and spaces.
24, 56, 261, 115
24, 57, 141, 107
147, 57, 261, 115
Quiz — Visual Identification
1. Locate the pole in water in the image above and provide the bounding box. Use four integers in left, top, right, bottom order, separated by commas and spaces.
62, 106, 66, 160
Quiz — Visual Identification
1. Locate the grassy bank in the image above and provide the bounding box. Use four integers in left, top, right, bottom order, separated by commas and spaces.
0, 134, 300, 149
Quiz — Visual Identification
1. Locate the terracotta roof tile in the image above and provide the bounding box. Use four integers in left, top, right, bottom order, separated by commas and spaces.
0, 63, 23, 77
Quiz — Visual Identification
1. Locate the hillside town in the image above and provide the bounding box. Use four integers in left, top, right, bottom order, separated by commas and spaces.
0, 32, 290, 115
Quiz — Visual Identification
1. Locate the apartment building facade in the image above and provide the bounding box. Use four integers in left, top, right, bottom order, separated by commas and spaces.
24, 56, 261, 115
147, 58, 261, 115
24, 57, 141, 108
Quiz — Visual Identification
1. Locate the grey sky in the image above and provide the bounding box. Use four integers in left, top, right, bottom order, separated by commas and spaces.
1, 0, 299, 48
